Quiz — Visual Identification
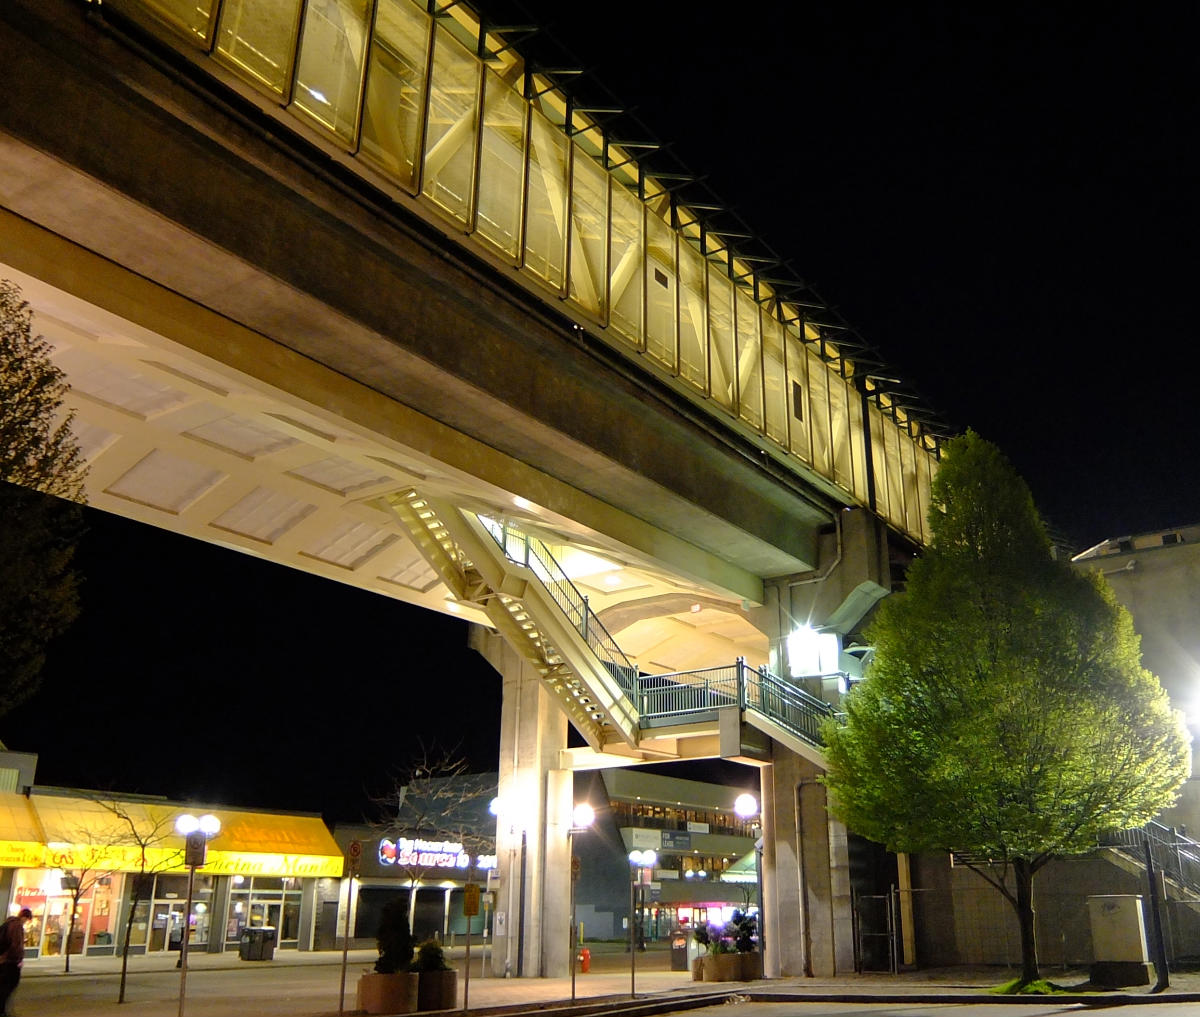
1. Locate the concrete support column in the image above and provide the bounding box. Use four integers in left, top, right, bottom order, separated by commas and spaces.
474, 627, 567, 977
798, 772, 854, 975
762, 751, 805, 976
540, 768, 573, 976
761, 745, 854, 977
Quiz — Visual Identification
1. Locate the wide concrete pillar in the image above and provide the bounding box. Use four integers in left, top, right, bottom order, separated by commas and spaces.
472, 627, 568, 977
761, 744, 854, 977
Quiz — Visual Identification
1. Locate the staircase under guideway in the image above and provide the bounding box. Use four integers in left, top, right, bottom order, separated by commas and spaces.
386, 490, 837, 765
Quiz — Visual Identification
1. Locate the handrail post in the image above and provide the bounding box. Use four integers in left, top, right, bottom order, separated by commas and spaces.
582, 595, 589, 642
736, 657, 746, 709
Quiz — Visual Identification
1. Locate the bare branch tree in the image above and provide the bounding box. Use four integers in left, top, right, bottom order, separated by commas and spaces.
371, 744, 496, 931
91, 799, 183, 1002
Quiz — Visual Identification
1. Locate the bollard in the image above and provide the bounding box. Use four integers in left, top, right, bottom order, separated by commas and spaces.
578, 947, 590, 973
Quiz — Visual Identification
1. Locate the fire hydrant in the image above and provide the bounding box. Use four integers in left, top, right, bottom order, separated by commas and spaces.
578, 947, 591, 973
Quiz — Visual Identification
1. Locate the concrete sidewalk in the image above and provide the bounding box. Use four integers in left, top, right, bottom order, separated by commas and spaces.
17, 942, 1200, 1014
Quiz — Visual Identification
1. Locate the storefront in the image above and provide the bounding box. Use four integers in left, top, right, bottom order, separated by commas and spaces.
0, 790, 344, 958
323, 824, 496, 949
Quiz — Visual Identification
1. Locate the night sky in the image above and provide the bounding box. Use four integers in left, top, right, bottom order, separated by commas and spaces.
4, 3, 1196, 820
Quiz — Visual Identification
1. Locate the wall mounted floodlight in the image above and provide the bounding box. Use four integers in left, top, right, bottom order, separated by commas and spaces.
787, 625, 840, 677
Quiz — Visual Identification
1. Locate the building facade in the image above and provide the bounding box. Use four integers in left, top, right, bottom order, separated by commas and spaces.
0, 755, 343, 960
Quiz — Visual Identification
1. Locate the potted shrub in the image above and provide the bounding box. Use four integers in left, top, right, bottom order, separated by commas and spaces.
358, 899, 417, 1014
729, 910, 760, 980
712, 936, 741, 981
412, 938, 457, 1011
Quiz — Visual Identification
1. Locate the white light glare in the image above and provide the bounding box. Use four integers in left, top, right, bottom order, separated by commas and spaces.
733, 793, 758, 819
175, 813, 221, 836
572, 803, 595, 829
787, 625, 840, 677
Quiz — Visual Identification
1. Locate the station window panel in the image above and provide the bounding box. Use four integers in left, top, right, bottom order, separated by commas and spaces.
848, 382, 868, 500
359, 0, 431, 189
707, 266, 736, 411
567, 145, 608, 315
733, 288, 763, 430
868, 404, 890, 521
829, 371, 852, 490
644, 213, 677, 371
807, 349, 833, 479
291, 0, 370, 144
784, 327, 811, 463
677, 241, 707, 392
919, 450, 936, 543
762, 313, 787, 445
216, 0, 303, 96
137, 0, 219, 46
884, 417, 905, 531
523, 110, 569, 290
608, 183, 643, 346
474, 68, 526, 257
899, 429, 921, 538
421, 24, 480, 225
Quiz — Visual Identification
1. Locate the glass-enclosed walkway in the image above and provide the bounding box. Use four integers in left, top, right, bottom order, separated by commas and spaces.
112, 0, 939, 545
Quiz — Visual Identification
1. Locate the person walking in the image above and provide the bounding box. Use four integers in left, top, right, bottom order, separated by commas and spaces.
0, 908, 33, 1016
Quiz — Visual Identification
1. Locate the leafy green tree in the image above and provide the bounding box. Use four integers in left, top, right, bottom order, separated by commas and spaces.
0, 280, 87, 715
822, 431, 1188, 986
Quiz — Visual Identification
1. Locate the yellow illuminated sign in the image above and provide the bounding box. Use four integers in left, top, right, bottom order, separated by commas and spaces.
203, 851, 344, 878
35, 844, 342, 879
0, 841, 45, 868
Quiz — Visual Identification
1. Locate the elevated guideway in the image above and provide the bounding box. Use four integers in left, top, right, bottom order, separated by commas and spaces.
0, 0, 935, 979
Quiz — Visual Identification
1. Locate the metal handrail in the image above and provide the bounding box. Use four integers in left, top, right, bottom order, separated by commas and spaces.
742, 664, 839, 747
475, 514, 840, 749
638, 659, 838, 749
477, 516, 638, 697
1101, 821, 1200, 897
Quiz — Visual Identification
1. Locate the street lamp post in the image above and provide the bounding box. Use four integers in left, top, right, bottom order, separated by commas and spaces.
490, 796, 529, 978
175, 813, 220, 1017
627, 849, 656, 999
733, 793, 761, 973
568, 803, 594, 1002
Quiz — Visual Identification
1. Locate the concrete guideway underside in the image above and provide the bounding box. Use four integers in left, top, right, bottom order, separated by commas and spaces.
0, 0, 907, 990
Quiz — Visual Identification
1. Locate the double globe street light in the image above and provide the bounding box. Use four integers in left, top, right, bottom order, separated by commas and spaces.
568, 803, 594, 1001
627, 848, 657, 998
174, 813, 221, 1017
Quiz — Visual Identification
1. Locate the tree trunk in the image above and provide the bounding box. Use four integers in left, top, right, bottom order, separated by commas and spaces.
119, 882, 140, 1003
1012, 858, 1039, 985
64, 896, 79, 973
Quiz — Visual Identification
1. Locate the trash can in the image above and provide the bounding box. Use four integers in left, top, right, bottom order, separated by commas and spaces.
239, 926, 277, 961
670, 932, 689, 971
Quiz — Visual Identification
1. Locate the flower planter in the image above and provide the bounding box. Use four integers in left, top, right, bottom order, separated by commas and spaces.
702, 954, 723, 981
416, 969, 458, 1011
691, 956, 705, 981
714, 952, 741, 981
357, 971, 418, 1014
738, 951, 762, 981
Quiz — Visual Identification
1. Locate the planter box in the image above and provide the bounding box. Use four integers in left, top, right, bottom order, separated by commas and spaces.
702, 955, 723, 981
738, 952, 762, 980
691, 957, 704, 981
357, 972, 418, 1015
716, 952, 742, 981
416, 969, 458, 1011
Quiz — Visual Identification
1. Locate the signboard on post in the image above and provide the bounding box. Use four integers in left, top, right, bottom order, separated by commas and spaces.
345, 839, 361, 876
463, 882, 480, 917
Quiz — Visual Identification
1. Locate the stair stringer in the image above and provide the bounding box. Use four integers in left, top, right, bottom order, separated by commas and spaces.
431, 503, 641, 748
